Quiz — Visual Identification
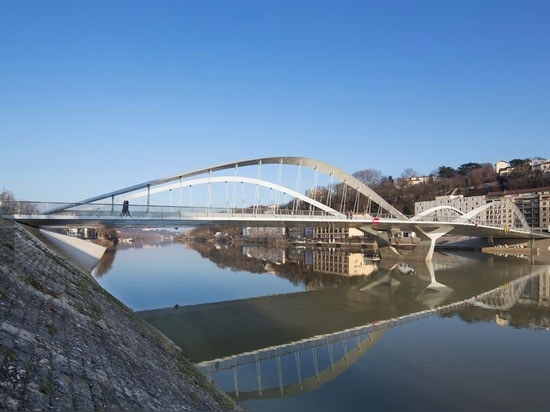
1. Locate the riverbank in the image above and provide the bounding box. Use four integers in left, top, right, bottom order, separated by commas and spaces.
0, 218, 239, 411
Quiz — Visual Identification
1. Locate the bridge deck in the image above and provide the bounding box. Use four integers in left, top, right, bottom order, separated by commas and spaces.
10, 212, 549, 241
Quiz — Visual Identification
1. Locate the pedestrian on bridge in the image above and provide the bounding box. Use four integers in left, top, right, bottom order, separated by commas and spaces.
120, 200, 131, 217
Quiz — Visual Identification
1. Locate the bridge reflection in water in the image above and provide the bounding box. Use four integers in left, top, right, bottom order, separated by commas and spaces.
195, 267, 548, 401
197, 325, 387, 400
131, 240, 549, 402
140, 248, 521, 362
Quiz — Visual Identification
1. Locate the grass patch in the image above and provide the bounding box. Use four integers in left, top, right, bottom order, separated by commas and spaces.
47, 323, 57, 335
39, 381, 54, 395
89, 302, 102, 322
0, 347, 18, 363
25, 275, 61, 299
75, 301, 102, 323
74, 276, 93, 297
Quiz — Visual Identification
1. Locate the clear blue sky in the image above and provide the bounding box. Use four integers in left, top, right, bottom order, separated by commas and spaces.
1, 0, 549, 202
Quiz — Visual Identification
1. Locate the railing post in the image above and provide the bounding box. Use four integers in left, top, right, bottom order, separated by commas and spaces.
146, 184, 150, 214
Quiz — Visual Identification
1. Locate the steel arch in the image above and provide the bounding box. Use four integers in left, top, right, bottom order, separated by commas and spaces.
48, 156, 408, 219
121, 175, 347, 217
410, 206, 465, 221
453, 200, 530, 230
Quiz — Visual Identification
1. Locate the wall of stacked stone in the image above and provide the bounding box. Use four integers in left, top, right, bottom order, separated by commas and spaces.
0, 218, 238, 411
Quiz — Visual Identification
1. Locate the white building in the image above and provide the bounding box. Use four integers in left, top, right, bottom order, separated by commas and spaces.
495, 160, 511, 175
415, 194, 487, 221
531, 158, 550, 174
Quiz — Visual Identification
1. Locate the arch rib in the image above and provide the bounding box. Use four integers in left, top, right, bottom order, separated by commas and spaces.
410, 206, 465, 221
119, 175, 346, 217
48, 156, 408, 220
453, 200, 530, 230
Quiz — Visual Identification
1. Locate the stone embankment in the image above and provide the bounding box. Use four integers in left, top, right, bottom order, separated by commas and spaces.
0, 218, 239, 411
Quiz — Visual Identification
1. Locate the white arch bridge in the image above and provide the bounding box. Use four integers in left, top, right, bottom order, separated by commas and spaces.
7, 156, 549, 261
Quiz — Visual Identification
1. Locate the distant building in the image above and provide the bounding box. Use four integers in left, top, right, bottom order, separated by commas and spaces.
495, 160, 511, 175
287, 227, 307, 240
414, 187, 550, 232
415, 194, 486, 221
243, 226, 285, 240
495, 158, 550, 176
487, 186, 550, 231
65, 227, 98, 239
308, 226, 364, 242
396, 175, 433, 188
531, 159, 550, 174
483, 199, 517, 229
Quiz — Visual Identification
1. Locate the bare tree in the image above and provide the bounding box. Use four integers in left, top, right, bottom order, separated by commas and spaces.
401, 168, 417, 178
352, 169, 384, 187
0, 190, 38, 214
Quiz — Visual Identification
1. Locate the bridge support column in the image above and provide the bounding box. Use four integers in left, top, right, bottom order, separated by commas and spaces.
413, 225, 454, 262
361, 225, 453, 262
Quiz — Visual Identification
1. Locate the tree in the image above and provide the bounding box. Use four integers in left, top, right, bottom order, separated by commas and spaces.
0, 190, 17, 214
510, 161, 531, 176
352, 169, 384, 187
400, 168, 417, 178
509, 158, 530, 167
457, 162, 482, 176
469, 168, 484, 188
480, 163, 495, 182
467, 163, 496, 189
438, 166, 456, 178
0, 190, 38, 214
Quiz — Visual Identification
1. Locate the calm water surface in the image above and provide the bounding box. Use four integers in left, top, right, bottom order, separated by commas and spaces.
94, 241, 550, 411
94, 242, 304, 310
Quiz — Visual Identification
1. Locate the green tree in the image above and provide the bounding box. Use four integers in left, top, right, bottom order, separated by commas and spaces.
438, 166, 456, 178
457, 162, 482, 176
509, 158, 530, 167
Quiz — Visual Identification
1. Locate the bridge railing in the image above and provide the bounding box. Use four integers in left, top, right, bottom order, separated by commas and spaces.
4, 201, 352, 221
4, 201, 545, 236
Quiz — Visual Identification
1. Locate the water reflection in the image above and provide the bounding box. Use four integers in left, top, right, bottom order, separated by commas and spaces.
198, 327, 387, 401
94, 237, 175, 277
138, 243, 539, 362
95, 241, 550, 411
196, 267, 550, 402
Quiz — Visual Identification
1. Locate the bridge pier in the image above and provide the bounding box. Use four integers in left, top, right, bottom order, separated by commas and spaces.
534, 238, 550, 252
483, 237, 550, 257
361, 225, 453, 262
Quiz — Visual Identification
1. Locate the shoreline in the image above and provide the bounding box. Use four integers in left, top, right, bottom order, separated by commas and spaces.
0, 218, 239, 411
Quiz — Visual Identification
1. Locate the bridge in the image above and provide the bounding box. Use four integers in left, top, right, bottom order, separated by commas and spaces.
5, 156, 550, 261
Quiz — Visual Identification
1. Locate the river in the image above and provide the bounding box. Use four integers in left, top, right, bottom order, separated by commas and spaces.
93, 240, 550, 411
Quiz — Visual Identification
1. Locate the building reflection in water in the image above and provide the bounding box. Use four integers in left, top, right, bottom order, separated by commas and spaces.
197, 260, 550, 401
243, 244, 379, 278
